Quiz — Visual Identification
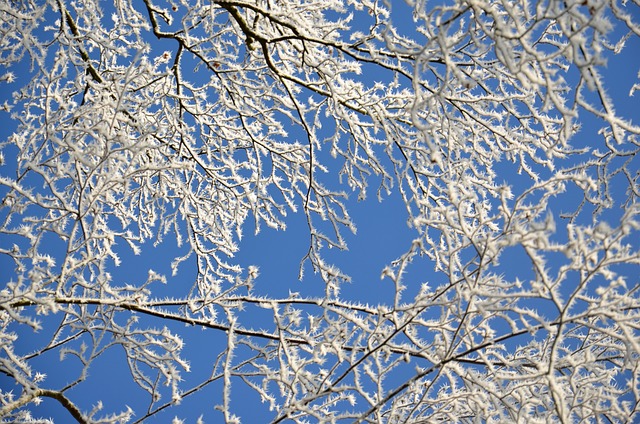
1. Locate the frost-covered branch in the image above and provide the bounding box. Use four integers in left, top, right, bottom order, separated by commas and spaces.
1, 0, 639, 422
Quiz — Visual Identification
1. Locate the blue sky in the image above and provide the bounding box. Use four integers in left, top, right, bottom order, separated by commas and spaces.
1, 1, 640, 423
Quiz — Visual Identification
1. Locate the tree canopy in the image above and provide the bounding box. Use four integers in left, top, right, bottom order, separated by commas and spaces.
1, 0, 639, 422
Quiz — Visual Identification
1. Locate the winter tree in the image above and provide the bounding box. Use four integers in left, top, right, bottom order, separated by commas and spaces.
1, 0, 639, 422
